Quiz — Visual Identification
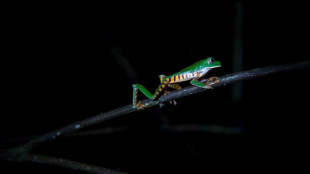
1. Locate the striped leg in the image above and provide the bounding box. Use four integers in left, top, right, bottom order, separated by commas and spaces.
159, 75, 181, 105
132, 84, 153, 110
153, 77, 170, 100
158, 74, 166, 83
132, 77, 170, 110
168, 83, 182, 90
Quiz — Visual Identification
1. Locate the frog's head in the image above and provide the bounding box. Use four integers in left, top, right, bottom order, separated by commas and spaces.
202, 57, 221, 69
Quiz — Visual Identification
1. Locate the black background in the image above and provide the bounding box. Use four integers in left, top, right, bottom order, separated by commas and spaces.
1, 1, 310, 174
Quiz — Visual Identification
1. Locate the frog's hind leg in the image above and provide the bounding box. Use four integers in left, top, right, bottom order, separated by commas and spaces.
168, 83, 182, 90
132, 76, 169, 110
159, 75, 182, 105
132, 84, 154, 110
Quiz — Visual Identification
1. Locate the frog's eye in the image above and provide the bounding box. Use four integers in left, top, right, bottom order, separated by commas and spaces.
208, 57, 214, 64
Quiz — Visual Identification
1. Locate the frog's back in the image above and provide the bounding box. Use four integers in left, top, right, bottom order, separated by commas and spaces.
168, 59, 204, 77
167, 60, 205, 83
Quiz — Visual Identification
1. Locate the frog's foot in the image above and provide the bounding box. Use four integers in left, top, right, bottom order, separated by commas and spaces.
205, 76, 220, 89
136, 100, 147, 110
159, 99, 177, 107
163, 90, 177, 106
169, 100, 177, 105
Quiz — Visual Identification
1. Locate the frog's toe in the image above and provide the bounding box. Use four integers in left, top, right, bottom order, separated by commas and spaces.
203, 84, 214, 89
169, 100, 177, 105
135, 100, 147, 110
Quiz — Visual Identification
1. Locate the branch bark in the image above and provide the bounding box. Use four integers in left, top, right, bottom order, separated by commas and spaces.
1, 61, 309, 173
8, 61, 310, 152
10, 152, 125, 174
1, 124, 243, 146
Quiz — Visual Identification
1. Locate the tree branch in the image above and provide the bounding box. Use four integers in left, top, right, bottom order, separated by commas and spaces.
12, 61, 310, 153
2, 61, 309, 173
0, 127, 129, 147
161, 124, 243, 135
1, 124, 242, 146
155, 61, 310, 103
13, 153, 125, 174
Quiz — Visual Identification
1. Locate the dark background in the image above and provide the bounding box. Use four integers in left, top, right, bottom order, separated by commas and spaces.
1, 1, 310, 173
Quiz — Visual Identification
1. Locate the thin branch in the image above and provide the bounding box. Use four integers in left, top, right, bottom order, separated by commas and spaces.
1, 61, 309, 173
67, 126, 129, 137
232, 0, 244, 102
13, 106, 135, 154
1, 124, 242, 146
0, 127, 129, 147
12, 61, 310, 153
0, 135, 35, 147
110, 45, 139, 82
14, 153, 125, 174
161, 124, 243, 135
155, 61, 310, 103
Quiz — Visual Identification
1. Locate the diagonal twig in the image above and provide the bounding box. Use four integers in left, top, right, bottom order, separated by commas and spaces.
1, 124, 243, 147
12, 61, 310, 153
161, 124, 243, 135
1, 61, 309, 173
11, 152, 126, 174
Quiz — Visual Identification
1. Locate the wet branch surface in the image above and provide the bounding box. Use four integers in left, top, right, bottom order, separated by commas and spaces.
1, 61, 309, 174
15, 153, 125, 174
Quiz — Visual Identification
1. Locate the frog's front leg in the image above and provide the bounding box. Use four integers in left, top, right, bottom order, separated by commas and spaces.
205, 76, 219, 86
190, 77, 219, 89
